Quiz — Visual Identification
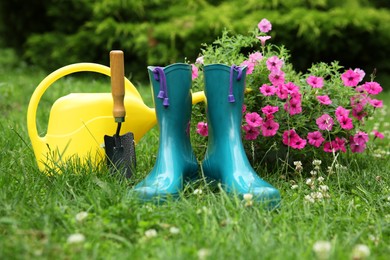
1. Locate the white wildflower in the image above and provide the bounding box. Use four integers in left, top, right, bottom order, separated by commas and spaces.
243, 193, 253, 201
306, 178, 314, 186
193, 188, 203, 195
294, 161, 303, 172
313, 240, 331, 260
67, 233, 85, 244
75, 211, 88, 222
310, 170, 317, 176
197, 248, 210, 260
319, 185, 329, 192
312, 192, 324, 200
291, 184, 299, 190
351, 244, 370, 259
144, 229, 157, 238
312, 159, 322, 166
304, 195, 315, 203
169, 226, 180, 235
318, 176, 325, 183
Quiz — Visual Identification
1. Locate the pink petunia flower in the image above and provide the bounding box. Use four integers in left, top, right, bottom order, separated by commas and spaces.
323, 141, 335, 153
258, 18, 272, 33
243, 125, 260, 140
261, 119, 279, 137
242, 105, 247, 113
259, 84, 277, 96
275, 84, 289, 100
369, 99, 383, 108
269, 70, 285, 86
334, 137, 347, 153
191, 64, 198, 80
349, 136, 366, 153
316, 114, 334, 131
341, 69, 361, 87
363, 81, 383, 95
196, 122, 208, 137
353, 131, 369, 145
337, 115, 354, 130
282, 129, 299, 146
266, 56, 284, 71
316, 95, 332, 105
372, 130, 384, 139
261, 105, 279, 116
354, 68, 365, 82
249, 52, 263, 63
284, 98, 302, 115
195, 56, 204, 64
240, 60, 255, 75
290, 136, 307, 150
256, 35, 271, 46
306, 75, 324, 88
351, 103, 367, 121
351, 94, 369, 107
307, 131, 325, 147
245, 112, 263, 127
335, 106, 350, 119
283, 82, 300, 94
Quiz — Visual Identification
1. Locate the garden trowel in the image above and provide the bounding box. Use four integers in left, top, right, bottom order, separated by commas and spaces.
104, 50, 136, 178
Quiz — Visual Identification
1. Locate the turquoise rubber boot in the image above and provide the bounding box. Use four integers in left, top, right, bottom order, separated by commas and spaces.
202, 64, 281, 207
132, 63, 198, 201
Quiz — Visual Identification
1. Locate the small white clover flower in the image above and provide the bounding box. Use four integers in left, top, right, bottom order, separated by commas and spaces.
294, 161, 303, 171
294, 161, 302, 167
352, 244, 370, 259
313, 240, 331, 260
291, 184, 299, 190
306, 178, 314, 186
193, 188, 203, 195
318, 176, 325, 183
319, 185, 329, 192
312, 159, 322, 166
312, 192, 324, 200
144, 229, 157, 238
75, 211, 88, 222
310, 170, 317, 176
197, 248, 210, 260
169, 226, 180, 235
243, 193, 253, 201
304, 195, 315, 203
67, 233, 85, 244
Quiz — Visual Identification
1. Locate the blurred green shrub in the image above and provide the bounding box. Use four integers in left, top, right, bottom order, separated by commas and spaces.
0, 0, 389, 85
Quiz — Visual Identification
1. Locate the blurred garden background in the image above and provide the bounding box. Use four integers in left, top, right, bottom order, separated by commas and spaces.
1, 0, 390, 87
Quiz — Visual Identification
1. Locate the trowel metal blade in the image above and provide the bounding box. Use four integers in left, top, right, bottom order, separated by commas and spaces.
104, 132, 136, 178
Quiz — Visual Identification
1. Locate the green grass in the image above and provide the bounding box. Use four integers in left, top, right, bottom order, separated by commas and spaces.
1, 48, 390, 259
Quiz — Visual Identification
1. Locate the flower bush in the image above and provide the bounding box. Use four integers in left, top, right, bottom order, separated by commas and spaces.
191, 18, 385, 171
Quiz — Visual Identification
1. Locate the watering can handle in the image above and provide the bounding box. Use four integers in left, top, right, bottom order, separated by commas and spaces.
27, 62, 206, 151
26, 63, 141, 146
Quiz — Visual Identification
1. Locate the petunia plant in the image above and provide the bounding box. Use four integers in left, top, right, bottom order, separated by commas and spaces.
191, 18, 385, 171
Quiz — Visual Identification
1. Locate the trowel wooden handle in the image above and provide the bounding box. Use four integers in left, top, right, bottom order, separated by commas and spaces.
110, 50, 126, 122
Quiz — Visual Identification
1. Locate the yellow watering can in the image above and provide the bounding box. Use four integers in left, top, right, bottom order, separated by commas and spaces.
27, 62, 205, 172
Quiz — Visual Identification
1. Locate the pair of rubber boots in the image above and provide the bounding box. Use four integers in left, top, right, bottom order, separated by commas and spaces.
132, 63, 280, 207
